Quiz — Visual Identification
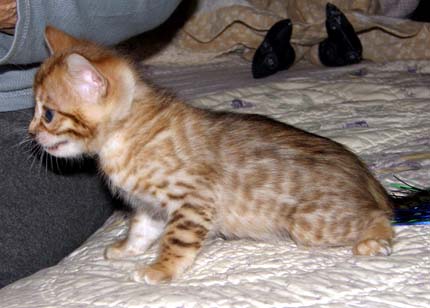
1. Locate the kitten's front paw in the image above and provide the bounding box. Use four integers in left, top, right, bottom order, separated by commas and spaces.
104, 239, 140, 260
132, 264, 174, 285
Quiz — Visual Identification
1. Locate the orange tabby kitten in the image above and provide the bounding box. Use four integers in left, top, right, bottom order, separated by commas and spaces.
29, 26, 394, 284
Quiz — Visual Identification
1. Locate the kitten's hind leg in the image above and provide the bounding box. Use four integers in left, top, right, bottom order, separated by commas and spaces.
104, 211, 165, 260
133, 203, 215, 284
352, 210, 394, 256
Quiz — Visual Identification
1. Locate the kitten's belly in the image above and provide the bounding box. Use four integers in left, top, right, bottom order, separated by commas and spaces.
215, 197, 292, 240
216, 211, 287, 240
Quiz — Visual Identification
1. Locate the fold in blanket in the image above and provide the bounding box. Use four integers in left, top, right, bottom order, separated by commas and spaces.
143, 0, 429, 65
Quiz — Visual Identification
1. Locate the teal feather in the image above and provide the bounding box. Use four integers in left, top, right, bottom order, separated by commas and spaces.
390, 177, 430, 226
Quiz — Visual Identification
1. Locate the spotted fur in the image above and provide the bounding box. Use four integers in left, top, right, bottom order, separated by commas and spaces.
29, 26, 394, 284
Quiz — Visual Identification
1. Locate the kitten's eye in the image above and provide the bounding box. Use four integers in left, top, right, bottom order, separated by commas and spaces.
44, 108, 55, 123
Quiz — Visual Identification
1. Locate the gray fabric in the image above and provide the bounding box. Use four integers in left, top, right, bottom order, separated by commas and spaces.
0, 0, 181, 111
0, 109, 116, 288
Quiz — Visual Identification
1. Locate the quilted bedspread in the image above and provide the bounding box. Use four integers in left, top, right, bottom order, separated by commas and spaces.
2, 61, 429, 308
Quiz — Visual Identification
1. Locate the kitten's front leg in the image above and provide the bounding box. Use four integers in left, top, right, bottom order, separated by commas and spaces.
105, 210, 165, 259
133, 203, 215, 284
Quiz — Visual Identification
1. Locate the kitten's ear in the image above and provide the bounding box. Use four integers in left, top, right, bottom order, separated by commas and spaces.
66, 53, 107, 101
44, 26, 80, 54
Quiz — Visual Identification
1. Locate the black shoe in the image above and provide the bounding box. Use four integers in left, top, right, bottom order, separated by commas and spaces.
252, 19, 296, 78
318, 3, 362, 67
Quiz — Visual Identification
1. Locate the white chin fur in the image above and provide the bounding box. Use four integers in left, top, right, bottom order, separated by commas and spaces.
45, 141, 84, 158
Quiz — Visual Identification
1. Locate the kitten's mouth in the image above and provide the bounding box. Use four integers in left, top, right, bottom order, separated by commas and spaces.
45, 141, 68, 151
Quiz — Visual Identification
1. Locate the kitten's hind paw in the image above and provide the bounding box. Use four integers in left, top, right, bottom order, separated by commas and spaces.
132, 264, 174, 285
352, 239, 392, 256
104, 239, 141, 260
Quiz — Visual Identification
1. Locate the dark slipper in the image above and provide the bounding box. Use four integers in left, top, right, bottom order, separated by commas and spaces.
318, 3, 362, 67
252, 19, 296, 78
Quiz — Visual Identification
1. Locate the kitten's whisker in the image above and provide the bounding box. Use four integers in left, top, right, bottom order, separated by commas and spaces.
36, 150, 41, 175
42, 151, 45, 174
22, 147, 38, 156
18, 142, 34, 152
11, 136, 33, 149
49, 154, 54, 173
48, 154, 51, 172
26, 143, 39, 160
44, 151, 47, 175
19, 138, 33, 146
44, 151, 49, 176
28, 155, 36, 170
55, 156, 61, 174
29, 145, 40, 171
37, 148, 45, 176
32, 144, 41, 156
10, 126, 31, 134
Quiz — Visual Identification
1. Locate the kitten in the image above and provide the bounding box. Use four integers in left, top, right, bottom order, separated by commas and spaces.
29, 26, 394, 284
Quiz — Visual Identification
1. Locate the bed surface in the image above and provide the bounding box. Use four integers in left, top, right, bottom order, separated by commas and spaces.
2, 60, 429, 308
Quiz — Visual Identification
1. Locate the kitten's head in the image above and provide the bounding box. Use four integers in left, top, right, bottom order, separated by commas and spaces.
29, 26, 136, 158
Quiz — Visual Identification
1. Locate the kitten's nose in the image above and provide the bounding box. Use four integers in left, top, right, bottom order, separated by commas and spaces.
28, 122, 37, 137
